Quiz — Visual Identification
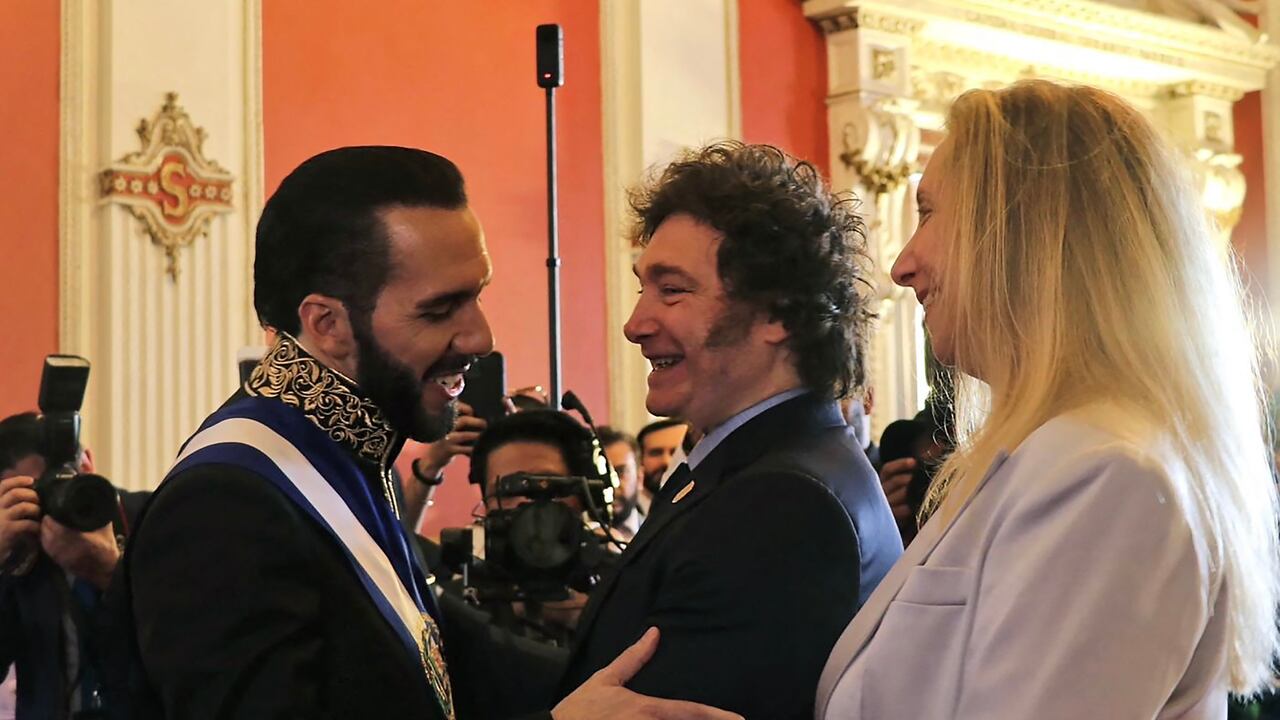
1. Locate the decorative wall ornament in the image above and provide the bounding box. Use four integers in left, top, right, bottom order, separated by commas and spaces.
872, 48, 897, 80
843, 156, 913, 196
99, 92, 235, 280
1191, 147, 1247, 243
814, 6, 924, 35
1165, 79, 1245, 102
807, 0, 1280, 69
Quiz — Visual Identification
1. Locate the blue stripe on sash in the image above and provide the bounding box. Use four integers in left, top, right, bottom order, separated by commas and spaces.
168, 395, 439, 631
168, 440, 425, 668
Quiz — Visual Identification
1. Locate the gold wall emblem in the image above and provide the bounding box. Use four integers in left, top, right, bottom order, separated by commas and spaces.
100, 92, 235, 280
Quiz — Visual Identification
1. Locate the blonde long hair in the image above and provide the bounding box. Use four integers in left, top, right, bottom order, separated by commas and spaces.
926, 80, 1280, 693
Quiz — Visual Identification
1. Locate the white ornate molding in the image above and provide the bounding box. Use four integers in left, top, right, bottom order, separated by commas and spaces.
1098, 0, 1265, 41
805, 0, 1279, 432
1265, 0, 1280, 309
60, 0, 264, 490
808, 0, 1280, 77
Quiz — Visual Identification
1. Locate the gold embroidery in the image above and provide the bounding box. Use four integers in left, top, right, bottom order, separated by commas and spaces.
247, 333, 451, 707
421, 614, 456, 720
245, 332, 398, 484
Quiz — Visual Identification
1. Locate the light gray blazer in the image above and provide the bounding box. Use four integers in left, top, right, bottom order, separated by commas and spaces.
816, 407, 1228, 719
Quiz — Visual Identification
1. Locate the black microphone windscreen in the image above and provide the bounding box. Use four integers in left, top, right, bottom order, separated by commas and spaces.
536, 24, 564, 88
561, 390, 594, 427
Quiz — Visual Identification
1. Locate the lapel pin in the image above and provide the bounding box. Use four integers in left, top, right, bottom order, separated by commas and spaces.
672, 480, 696, 504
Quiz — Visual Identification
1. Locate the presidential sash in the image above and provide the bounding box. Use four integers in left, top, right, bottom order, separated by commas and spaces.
165, 395, 454, 719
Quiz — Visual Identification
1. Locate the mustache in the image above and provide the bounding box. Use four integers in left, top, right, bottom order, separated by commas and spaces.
425, 354, 477, 378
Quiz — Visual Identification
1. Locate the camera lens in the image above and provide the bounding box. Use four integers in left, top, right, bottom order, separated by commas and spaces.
44, 473, 117, 531
509, 503, 581, 572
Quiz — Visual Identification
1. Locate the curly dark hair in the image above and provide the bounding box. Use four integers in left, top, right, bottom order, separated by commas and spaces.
629, 141, 872, 398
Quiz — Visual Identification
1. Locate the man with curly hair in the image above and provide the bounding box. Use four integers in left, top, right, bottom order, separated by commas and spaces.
555, 142, 902, 719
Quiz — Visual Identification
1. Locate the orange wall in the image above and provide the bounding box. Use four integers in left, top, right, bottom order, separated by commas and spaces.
0, 1, 60, 417
263, 1, 607, 535
738, 0, 830, 176
1234, 91, 1268, 297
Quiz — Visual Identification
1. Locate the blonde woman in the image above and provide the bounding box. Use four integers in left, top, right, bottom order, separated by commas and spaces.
816, 80, 1280, 718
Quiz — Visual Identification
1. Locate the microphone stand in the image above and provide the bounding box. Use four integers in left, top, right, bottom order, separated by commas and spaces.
538, 24, 564, 411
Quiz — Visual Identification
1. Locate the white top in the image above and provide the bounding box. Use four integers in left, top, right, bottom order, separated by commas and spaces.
818, 404, 1228, 720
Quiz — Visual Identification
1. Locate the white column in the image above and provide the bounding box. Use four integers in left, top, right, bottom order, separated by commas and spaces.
60, 0, 264, 490
819, 20, 926, 436
1265, 0, 1280, 306
601, 0, 741, 432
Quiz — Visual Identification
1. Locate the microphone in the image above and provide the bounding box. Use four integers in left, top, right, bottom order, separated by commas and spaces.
536, 24, 564, 88
537, 23, 565, 409
561, 390, 595, 429
560, 390, 623, 543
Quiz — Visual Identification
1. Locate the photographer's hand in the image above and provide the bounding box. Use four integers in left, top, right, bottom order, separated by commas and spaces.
0, 476, 41, 565
552, 627, 743, 720
40, 517, 119, 590
401, 403, 490, 525
879, 457, 916, 522
417, 402, 488, 480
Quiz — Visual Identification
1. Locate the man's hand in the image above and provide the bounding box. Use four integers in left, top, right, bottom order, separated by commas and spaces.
415, 402, 488, 481
879, 457, 916, 522
40, 517, 120, 590
0, 476, 41, 565
552, 627, 743, 720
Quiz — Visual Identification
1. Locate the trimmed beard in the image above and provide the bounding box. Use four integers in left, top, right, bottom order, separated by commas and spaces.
351, 313, 457, 443
612, 490, 639, 528
642, 467, 664, 496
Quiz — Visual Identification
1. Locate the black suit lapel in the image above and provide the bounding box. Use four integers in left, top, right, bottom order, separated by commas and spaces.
573, 463, 719, 643
572, 393, 845, 647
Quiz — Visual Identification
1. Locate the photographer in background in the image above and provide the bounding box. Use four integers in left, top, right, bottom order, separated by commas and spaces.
439, 409, 609, 719
877, 401, 953, 545
402, 401, 489, 529
633, 418, 687, 517
0, 411, 147, 720
597, 427, 641, 540
840, 389, 879, 469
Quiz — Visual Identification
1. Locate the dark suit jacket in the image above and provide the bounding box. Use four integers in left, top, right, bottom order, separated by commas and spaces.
123, 463, 445, 720
557, 393, 902, 719
0, 489, 149, 720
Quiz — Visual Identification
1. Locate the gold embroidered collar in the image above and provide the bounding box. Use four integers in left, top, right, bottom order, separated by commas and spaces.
245, 332, 399, 470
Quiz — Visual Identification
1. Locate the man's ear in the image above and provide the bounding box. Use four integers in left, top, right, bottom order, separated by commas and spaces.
297, 294, 360, 371
79, 447, 95, 475
757, 314, 789, 346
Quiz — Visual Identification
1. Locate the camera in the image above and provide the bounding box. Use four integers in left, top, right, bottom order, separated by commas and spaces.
441, 470, 617, 604
35, 355, 117, 532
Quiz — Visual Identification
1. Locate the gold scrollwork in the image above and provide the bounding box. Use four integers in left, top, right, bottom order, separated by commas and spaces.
872, 48, 897, 81
842, 156, 914, 196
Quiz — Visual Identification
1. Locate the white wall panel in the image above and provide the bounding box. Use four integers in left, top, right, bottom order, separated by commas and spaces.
61, 0, 263, 490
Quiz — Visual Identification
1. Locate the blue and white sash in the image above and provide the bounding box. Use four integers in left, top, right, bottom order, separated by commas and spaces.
165, 396, 454, 718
